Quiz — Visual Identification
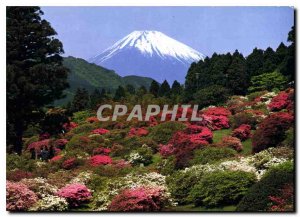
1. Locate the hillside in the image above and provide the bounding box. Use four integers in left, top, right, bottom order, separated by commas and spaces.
55, 56, 155, 105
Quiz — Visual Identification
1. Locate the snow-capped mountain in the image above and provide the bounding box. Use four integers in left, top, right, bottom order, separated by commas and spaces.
89, 30, 205, 83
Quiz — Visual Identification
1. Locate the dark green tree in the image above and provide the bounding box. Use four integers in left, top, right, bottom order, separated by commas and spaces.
226, 50, 249, 95
114, 85, 126, 101
149, 80, 160, 97
171, 80, 183, 95
246, 48, 264, 76
262, 47, 278, 73
125, 84, 136, 95
7, 7, 69, 153
89, 89, 102, 110
70, 88, 90, 112
280, 26, 295, 81
158, 80, 171, 97
276, 42, 288, 63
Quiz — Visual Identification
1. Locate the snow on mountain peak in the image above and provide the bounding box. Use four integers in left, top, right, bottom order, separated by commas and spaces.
91, 30, 205, 64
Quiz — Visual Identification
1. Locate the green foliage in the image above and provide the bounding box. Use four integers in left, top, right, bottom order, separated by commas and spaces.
148, 122, 186, 144
69, 88, 90, 113
191, 147, 237, 165
149, 80, 160, 97
157, 156, 176, 176
248, 71, 288, 93
281, 127, 294, 147
6, 153, 36, 172
158, 80, 171, 97
114, 86, 126, 101
72, 110, 93, 124
70, 123, 94, 134
237, 161, 294, 211
193, 85, 230, 108
246, 48, 264, 77
41, 108, 69, 135
6, 7, 69, 153
189, 171, 256, 207
230, 112, 260, 129
171, 80, 183, 95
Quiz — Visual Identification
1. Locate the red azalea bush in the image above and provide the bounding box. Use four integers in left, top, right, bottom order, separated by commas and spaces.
112, 159, 131, 169
268, 91, 290, 111
232, 124, 252, 141
202, 114, 230, 130
39, 132, 50, 140
93, 147, 111, 156
89, 155, 112, 167
252, 112, 294, 153
56, 183, 92, 207
203, 107, 231, 117
86, 116, 99, 123
219, 136, 243, 152
159, 143, 175, 158
27, 139, 50, 152
62, 157, 78, 170
91, 128, 110, 135
268, 183, 294, 212
6, 181, 38, 211
7, 170, 33, 182
128, 127, 149, 137
50, 155, 63, 162
108, 186, 167, 211
54, 139, 68, 149
63, 122, 78, 132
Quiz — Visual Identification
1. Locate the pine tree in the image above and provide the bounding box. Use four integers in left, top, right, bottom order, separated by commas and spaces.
280, 26, 295, 81
262, 47, 278, 73
149, 80, 160, 97
227, 50, 249, 95
7, 7, 69, 153
246, 48, 264, 76
89, 89, 102, 110
114, 86, 126, 101
276, 42, 288, 63
158, 80, 171, 97
70, 88, 90, 112
171, 80, 183, 95
125, 84, 136, 95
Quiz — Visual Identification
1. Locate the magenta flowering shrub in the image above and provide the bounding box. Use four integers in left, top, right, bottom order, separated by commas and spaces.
39, 132, 51, 140
128, 127, 149, 137
27, 139, 50, 152
91, 128, 110, 135
54, 139, 68, 149
63, 122, 78, 132
203, 107, 232, 117
219, 136, 243, 152
6, 181, 38, 211
159, 143, 175, 158
203, 114, 230, 130
50, 155, 63, 162
232, 124, 252, 141
56, 183, 92, 207
89, 155, 112, 167
93, 147, 111, 156
62, 158, 78, 170
86, 116, 99, 123
108, 186, 167, 211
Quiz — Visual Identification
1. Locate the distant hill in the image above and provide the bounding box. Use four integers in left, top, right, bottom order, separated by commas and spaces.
54, 56, 155, 105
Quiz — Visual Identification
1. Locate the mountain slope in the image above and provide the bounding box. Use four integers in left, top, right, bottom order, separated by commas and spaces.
89, 30, 205, 83
54, 56, 154, 105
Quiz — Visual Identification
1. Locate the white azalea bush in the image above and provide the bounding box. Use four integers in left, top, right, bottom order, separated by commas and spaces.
20, 177, 58, 198
30, 195, 68, 211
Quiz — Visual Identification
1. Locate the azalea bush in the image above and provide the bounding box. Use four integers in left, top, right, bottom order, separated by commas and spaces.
231, 124, 252, 141
56, 183, 92, 207
108, 186, 169, 211
230, 111, 262, 129
6, 181, 38, 211
89, 155, 113, 167
20, 177, 58, 198
218, 136, 243, 152
252, 112, 293, 153
30, 195, 68, 211
191, 147, 237, 165
128, 127, 149, 137
7, 170, 33, 182
62, 157, 79, 170
91, 128, 110, 135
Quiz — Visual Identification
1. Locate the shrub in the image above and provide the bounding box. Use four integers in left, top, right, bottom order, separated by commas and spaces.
72, 110, 93, 124
268, 91, 290, 111
202, 114, 230, 130
158, 143, 175, 158
86, 116, 99, 123
148, 122, 186, 144
93, 147, 111, 156
218, 136, 243, 152
30, 195, 68, 211
230, 111, 260, 129
202, 107, 231, 117
65, 134, 99, 155
6, 153, 36, 172
53, 139, 68, 150
127, 145, 153, 166
89, 155, 112, 167
128, 127, 149, 137
6, 181, 38, 211
188, 171, 256, 207
27, 139, 50, 152
7, 170, 33, 182
231, 124, 252, 141
268, 183, 294, 211
91, 128, 110, 135
191, 147, 237, 165
237, 161, 294, 211
56, 183, 92, 207
252, 112, 293, 153
62, 157, 79, 170
281, 128, 294, 147
62, 122, 78, 132
70, 123, 94, 134
108, 186, 168, 211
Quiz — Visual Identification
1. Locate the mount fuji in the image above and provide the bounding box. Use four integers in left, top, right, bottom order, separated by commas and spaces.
88, 30, 205, 83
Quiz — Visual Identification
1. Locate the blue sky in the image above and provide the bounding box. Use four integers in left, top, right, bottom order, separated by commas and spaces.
42, 6, 294, 60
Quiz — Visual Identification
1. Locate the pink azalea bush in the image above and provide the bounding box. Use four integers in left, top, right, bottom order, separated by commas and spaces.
93, 147, 111, 156
202, 114, 230, 130
56, 183, 92, 207
128, 127, 149, 137
6, 181, 38, 211
108, 186, 168, 211
91, 128, 110, 135
203, 107, 231, 117
50, 155, 63, 162
268, 91, 290, 111
219, 136, 243, 152
27, 139, 50, 152
39, 132, 51, 140
63, 122, 78, 132
232, 124, 252, 141
86, 116, 99, 123
159, 143, 175, 158
7, 170, 33, 182
62, 157, 78, 170
54, 139, 68, 149
89, 155, 112, 167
